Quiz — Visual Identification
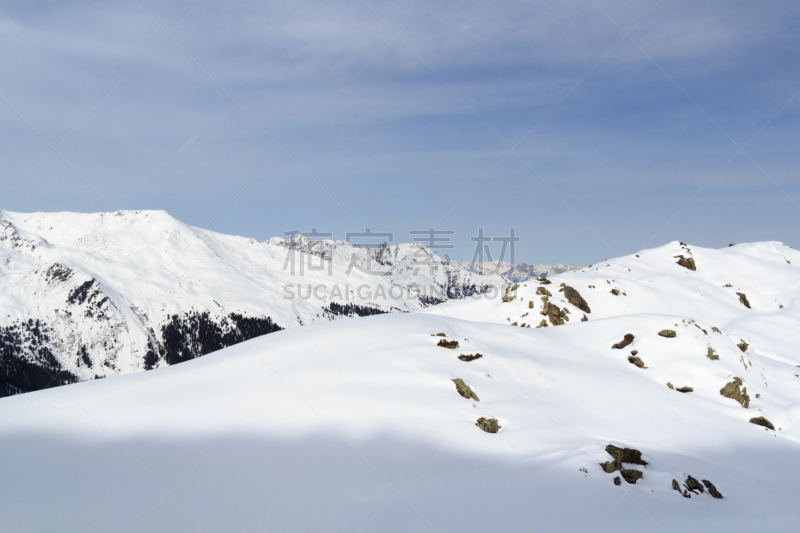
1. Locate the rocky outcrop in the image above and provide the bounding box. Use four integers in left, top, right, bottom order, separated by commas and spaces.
612, 334, 634, 349
559, 284, 591, 313
720, 377, 750, 408
476, 417, 500, 433
453, 378, 479, 401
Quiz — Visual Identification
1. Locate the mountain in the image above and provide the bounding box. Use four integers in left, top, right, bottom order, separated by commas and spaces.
501, 261, 574, 282
456, 260, 574, 281
0, 210, 506, 397
1, 240, 798, 531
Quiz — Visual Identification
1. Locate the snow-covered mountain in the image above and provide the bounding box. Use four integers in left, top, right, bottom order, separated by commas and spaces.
0, 210, 507, 396
1, 240, 798, 531
455, 260, 574, 281
501, 261, 574, 282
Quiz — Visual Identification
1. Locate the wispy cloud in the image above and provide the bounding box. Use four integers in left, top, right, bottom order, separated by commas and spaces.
0, 0, 797, 265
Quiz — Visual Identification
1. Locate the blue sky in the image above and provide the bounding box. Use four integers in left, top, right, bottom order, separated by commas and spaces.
0, 0, 798, 266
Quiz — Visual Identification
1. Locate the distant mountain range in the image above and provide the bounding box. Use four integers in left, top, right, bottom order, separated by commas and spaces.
456, 260, 574, 282
0, 210, 568, 397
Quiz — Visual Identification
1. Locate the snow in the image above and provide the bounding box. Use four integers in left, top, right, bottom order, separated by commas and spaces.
0, 210, 508, 381
1, 239, 799, 530
455, 259, 574, 281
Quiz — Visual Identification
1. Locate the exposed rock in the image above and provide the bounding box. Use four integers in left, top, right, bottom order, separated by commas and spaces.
458, 353, 483, 362
437, 339, 459, 349
502, 284, 520, 303
621, 469, 643, 484
630, 350, 638, 356
559, 284, 591, 313
45, 263, 74, 284
628, 356, 647, 369
667, 382, 674, 389
736, 292, 751, 308
676, 255, 696, 271
706, 347, 719, 360
452, 378, 479, 401
536, 287, 551, 297
541, 301, 566, 326
610, 289, 620, 296
476, 417, 500, 433
676, 386, 693, 393
685, 476, 704, 493
581, 314, 588, 322
600, 460, 621, 473
434, 333, 446, 337
612, 334, 634, 349
720, 377, 750, 408
702, 480, 723, 499
605, 444, 647, 465
537, 278, 551, 285
613, 476, 621, 486
737, 340, 749, 352
658, 330, 677, 338
672, 479, 681, 492
749, 416, 774, 430
611, 333, 638, 353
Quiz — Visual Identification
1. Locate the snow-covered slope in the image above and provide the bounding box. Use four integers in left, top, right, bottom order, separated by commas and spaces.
1, 240, 798, 531
0, 210, 506, 396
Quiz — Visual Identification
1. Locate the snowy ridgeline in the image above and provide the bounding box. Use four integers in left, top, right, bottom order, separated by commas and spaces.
1, 239, 798, 531
454, 259, 574, 281
0, 210, 568, 396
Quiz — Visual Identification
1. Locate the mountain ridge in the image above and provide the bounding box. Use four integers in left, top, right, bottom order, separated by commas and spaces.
0, 209, 553, 396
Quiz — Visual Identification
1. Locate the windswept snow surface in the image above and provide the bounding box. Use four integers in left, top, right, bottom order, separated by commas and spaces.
1, 241, 800, 531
